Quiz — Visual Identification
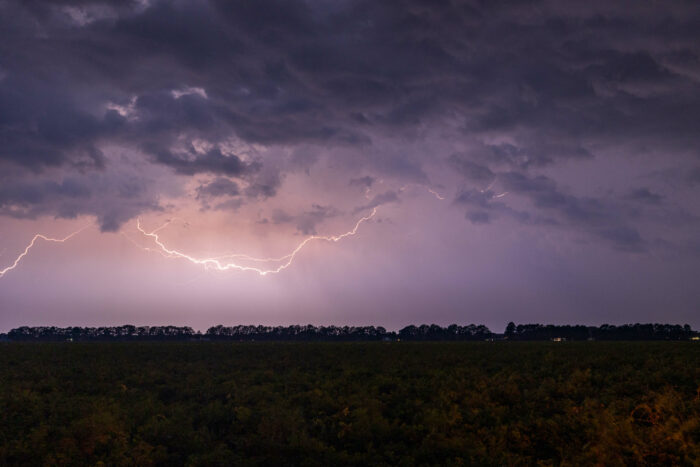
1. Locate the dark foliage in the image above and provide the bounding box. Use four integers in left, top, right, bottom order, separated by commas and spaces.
205, 324, 391, 341
505, 322, 698, 341
397, 324, 493, 341
0, 342, 698, 465
5, 323, 698, 342
7, 326, 196, 341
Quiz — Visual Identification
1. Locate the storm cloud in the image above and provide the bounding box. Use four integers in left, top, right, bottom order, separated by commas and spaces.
1, 0, 699, 242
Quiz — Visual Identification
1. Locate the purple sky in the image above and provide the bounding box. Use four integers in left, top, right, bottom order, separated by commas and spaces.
1, 0, 700, 331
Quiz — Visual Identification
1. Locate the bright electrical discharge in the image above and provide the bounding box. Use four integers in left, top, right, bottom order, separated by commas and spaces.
0, 209, 377, 278
134, 208, 378, 276
136, 208, 377, 276
0, 184, 452, 279
0, 227, 87, 277
427, 188, 446, 200
0, 209, 378, 278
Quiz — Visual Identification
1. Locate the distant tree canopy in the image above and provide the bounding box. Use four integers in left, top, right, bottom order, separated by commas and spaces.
397, 324, 493, 341
6, 325, 196, 341
206, 324, 391, 341
505, 323, 697, 341
1, 322, 697, 342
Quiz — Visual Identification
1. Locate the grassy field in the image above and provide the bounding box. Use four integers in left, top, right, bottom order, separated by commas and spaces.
1, 342, 699, 465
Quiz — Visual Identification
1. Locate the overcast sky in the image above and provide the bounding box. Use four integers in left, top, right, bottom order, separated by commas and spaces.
1, 0, 699, 331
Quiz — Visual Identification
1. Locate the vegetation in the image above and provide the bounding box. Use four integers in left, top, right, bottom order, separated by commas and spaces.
1, 341, 699, 465
2, 322, 698, 341
503, 322, 698, 341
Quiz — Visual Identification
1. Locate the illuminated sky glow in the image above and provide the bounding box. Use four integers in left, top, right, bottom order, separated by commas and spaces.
1, 0, 699, 330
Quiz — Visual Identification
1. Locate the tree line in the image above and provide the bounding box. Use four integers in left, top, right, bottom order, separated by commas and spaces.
3, 325, 197, 341
1, 322, 698, 341
504, 322, 697, 341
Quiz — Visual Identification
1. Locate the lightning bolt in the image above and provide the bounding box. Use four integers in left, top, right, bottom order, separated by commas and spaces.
0, 226, 88, 278
1, 181, 446, 278
135, 208, 378, 276
480, 180, 508, 199
427, 188, 446, 200
480, 180, 496, 193
398, 184, 447, 201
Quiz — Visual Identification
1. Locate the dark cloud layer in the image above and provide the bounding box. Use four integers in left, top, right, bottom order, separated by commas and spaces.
196, 178, 240, 199
264, 204, 340, 235
152, 147, 252, 177
626, 188, 664, 205
499, 172, 646, 252
1, 0, 699, 241
0, 171, 162, 231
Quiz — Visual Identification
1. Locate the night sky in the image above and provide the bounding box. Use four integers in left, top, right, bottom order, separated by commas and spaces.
1, 0, 699, 331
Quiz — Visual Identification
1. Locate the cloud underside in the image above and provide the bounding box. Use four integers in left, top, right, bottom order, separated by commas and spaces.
0, 0, 698, 247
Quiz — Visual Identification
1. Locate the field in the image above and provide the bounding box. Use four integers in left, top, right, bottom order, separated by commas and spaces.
1, 342, 699, 466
